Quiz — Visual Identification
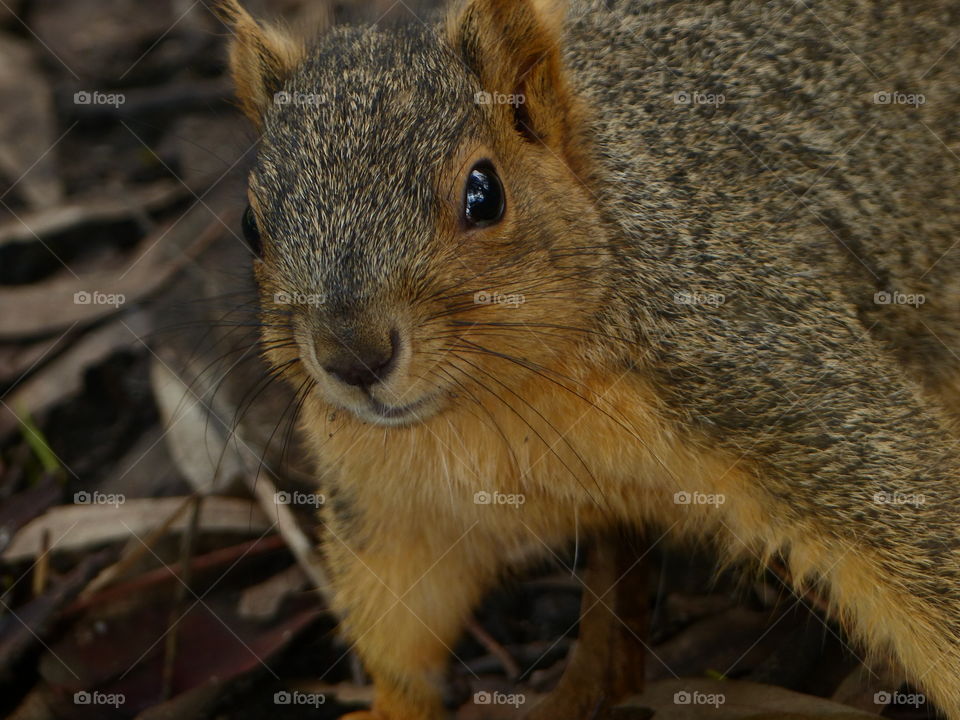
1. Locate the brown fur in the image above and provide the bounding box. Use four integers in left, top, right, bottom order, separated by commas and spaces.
213, 0, 960, 717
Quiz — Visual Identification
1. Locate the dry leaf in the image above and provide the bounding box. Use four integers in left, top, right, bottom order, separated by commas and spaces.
0, 312, 149, 438
2, 496, 272, 563
616, 679, 877, 720
0, 37, 62, 209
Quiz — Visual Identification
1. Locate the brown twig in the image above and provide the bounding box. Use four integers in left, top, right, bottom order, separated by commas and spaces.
465, 617, 521, 680
63, 534, 288, 617
80, 495, 195, 598
31, 529, 50, 597
162, 495, 202, 700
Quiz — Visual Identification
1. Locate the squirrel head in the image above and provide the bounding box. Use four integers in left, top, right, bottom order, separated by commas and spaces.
216, 0, 612, 426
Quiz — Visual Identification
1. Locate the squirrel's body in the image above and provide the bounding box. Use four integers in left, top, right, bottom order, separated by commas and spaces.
215, 0, 960, 717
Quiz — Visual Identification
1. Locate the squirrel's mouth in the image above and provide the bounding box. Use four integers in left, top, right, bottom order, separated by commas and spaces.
341, 392, 440, 427
370, 396, 427, 420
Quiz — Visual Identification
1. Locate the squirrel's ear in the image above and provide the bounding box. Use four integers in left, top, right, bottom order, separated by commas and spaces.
212, 0, 304, 127
449, 0, 576, 148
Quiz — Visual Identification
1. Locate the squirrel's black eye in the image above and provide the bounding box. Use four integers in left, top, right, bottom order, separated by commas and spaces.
241, 205, 262, 257
464, 161, 505, 227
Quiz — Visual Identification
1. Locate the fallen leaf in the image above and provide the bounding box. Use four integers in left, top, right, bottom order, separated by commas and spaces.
0, 202, 225, 339
0, 312, 150, 438
237, 565, 309, 622
41, 596, 321, 717
616, 679, 877, 719
30, 0, 174, 83
148, 358, 245, 497
150, 356, 332, 596
0, 36, 62, 209
0, 549, 115, 684
0, 332, 74, 387
0, 181, 186, 248
0, 473, 61, 554
2, 496, 272, 563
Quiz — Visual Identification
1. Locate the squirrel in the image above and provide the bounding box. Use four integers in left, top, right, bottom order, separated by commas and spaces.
211, 0, 960, 717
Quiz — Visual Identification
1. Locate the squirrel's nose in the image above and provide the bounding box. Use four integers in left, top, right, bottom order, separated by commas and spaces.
323, 330, 398, 389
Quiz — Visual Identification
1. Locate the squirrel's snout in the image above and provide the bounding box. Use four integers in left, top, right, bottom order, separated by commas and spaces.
321, 328, 399, 390
309, 323, 437, 425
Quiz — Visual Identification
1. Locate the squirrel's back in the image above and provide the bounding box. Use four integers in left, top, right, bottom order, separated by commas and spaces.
565, 0, 960, 422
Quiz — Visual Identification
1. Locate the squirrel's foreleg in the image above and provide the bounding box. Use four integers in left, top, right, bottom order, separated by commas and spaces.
326, 508, 499, 720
